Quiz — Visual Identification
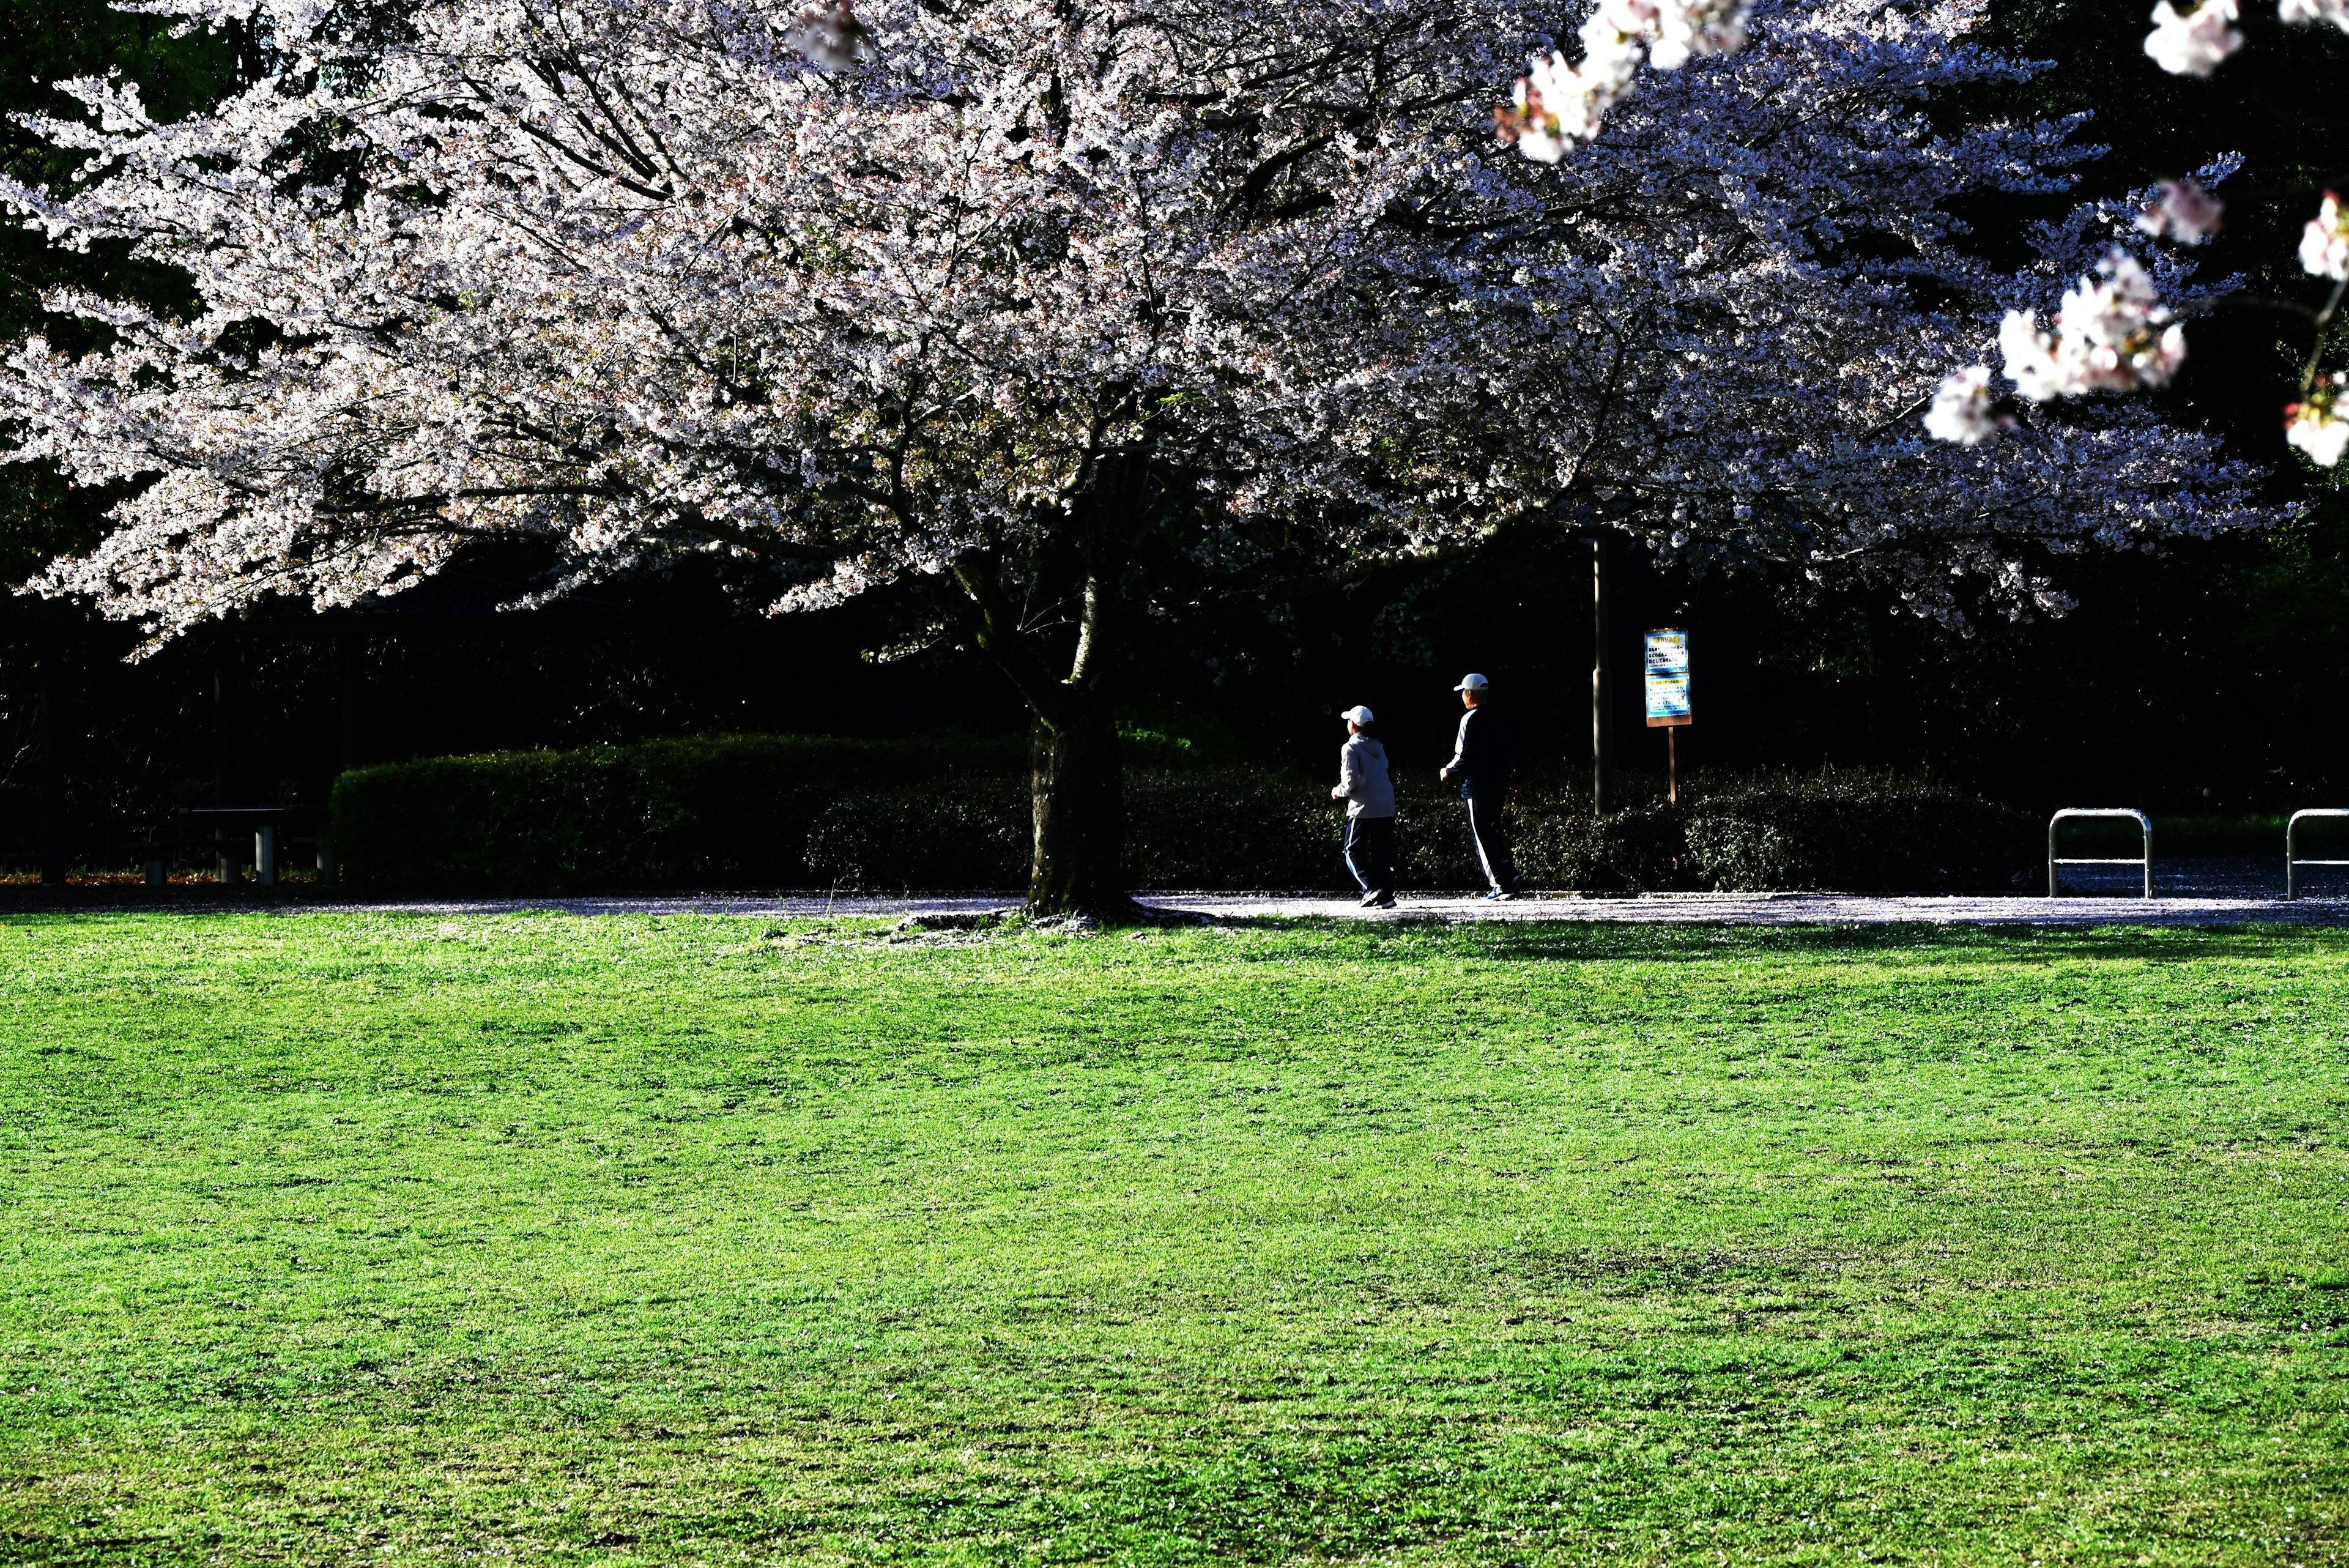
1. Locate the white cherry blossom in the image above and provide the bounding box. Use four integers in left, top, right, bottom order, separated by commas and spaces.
2136, 177, 2223, 243
1923, 366, 2002, 445
2143, 0, 2242, 75
2279, 0, 2349, 31
2287, 379, 2349, 466
2300, 193, 2349, 280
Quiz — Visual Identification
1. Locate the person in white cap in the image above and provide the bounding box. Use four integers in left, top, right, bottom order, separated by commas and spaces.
1439, 673, 1518, 899
1330, 705, 1396, 907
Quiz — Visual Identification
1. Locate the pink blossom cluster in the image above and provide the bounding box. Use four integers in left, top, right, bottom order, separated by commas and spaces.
2145, 0, 2349, 75
1998, 253, 2186, 403
1496, 0, 1748, 160
2130, 0, 2349, 470
2136, 177, 2222, 243
2279, 0, 2349, 26
1922, 250, 2195, 446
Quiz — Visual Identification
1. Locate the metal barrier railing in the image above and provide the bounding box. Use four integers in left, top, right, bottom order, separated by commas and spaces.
2287, 809, 2349, 901
2048, 808, 2153, 899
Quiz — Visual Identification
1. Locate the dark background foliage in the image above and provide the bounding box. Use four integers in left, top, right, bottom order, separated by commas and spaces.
2, 0, 2347, 879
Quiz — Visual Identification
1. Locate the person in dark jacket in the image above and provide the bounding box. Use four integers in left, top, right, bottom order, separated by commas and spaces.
1331, 705, 1396, 907
1439, 672, 1518, 899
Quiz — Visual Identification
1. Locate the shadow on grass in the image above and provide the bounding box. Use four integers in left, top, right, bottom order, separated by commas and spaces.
1220, 917, 2348, 968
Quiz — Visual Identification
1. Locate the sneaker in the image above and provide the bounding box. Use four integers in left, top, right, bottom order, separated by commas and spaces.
1482, 889, 1513, 902
1357, 889, 1385, 907
1372, 893, 1397, 908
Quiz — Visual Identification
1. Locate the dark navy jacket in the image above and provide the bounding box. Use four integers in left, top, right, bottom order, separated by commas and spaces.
1445, 707, 1512, 799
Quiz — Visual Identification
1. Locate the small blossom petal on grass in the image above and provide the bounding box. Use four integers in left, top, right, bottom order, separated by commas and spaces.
1923, 365, 2001, 444
2136, 178, 2222, 243
2299, 193, 2349, 280
2287, 377, 2349, 466
2143, 0, 2240, 75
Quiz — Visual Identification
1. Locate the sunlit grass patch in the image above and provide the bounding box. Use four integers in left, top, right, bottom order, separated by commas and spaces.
1, 914, 2342, 1564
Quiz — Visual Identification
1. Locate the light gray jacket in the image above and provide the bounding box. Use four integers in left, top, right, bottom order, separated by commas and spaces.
1336, 734, 1395, 819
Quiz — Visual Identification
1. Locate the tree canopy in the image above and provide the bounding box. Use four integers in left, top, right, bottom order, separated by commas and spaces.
0, 0, 2287, 907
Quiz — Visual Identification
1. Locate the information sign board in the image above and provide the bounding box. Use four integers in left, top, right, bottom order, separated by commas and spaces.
1644, 629, 1691, 727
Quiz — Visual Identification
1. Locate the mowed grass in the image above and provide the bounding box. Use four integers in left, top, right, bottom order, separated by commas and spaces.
1, 913, 2345, 1567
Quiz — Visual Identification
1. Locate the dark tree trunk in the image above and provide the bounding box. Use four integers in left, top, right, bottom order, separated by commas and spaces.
950, 468, 1141, 918
1592, 532, 1615, 814
1026, 697, 1125, 916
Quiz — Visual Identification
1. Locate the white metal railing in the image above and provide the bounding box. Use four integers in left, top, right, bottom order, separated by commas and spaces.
2287, 809, 2349, 901
2048, 808, 2152, 899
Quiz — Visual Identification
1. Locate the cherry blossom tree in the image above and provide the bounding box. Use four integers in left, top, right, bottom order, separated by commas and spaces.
0, 0, 2274, 912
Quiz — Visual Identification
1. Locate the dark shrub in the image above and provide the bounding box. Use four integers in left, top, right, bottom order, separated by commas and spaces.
809, 770, 1361, 892
1682, 784, 2032, 891
331, 732, 1022, 893
805, 782, 1030, 891
1124, 769, 1349, 890
1518, 798, 1694, 892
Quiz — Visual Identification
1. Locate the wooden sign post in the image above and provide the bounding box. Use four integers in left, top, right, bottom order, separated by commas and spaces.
1644, 629, 1691, 803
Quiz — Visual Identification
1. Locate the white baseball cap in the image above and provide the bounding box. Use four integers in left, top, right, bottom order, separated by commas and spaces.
1453, 672, 1490, 691
1340, 704, 1375, 725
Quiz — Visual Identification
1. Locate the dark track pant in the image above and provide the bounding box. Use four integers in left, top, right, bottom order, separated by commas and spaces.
1463, 791, 1518, 894
1344, 814, 1395, 896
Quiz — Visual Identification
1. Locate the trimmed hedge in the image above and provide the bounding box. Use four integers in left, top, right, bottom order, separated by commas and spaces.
803, 775, 2029, 893
1513, 781, 2032, 894
1681, 785, 2033, 892
333, 734, 2033, 894
330, 733, 1023, 893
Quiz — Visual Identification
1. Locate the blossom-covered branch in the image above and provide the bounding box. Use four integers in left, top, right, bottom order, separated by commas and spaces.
1494, 0, 1749, 160
2126, 0, 2349, 464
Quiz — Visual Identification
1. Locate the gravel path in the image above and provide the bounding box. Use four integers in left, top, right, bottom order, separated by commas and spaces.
15, 855, 2349, 924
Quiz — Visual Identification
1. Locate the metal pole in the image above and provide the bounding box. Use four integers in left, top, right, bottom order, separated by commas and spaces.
212, 659, 240, 883
1592, 534, 1615, 814
337, 634, 365, 772
2288, 816, 2298, 901
38, 661, 64, 888
2047, 816, 2060, 897
2142, 819, 2153, 900
212, 659, 230, 806
1667, 726, 1677, 806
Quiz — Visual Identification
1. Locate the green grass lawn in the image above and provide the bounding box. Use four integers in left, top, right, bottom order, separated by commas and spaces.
1, 913, 2343, 1566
